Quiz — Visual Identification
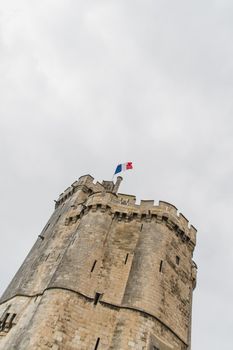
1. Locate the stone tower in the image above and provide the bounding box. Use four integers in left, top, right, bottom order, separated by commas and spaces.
0, 175, 197, 350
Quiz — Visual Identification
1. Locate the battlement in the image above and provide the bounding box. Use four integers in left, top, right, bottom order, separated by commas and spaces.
85, 193, 196, 247
55, 175, 197, 247
54, 175, 197, 248
55, 175, 106, 207
118, 193, 136, 205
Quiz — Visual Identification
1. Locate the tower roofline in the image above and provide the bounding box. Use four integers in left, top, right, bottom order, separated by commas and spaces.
55, 175, 197, 246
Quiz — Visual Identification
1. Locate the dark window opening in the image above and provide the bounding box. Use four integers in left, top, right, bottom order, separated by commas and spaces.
94, 293, 102, 305
94, 337, 100, 350
0, 313, 10, 331
91, 260, 97, 273
153, 347, 159, 350
124, 253, 129, 264
140, 224, 143, 231
159, 260, 163, 273
0, 305, 11, 319
8, 314, 16, 329
176, 256, 180, 265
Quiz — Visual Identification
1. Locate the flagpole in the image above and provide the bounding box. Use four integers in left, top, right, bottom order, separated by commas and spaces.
111, 174, 115, 181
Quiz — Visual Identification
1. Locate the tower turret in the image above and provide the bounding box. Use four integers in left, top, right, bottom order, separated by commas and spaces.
0, 175, 197, 350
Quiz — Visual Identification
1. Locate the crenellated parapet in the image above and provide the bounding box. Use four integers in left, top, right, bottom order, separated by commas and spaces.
55, 175, 106, 208
59, 177, 197, 249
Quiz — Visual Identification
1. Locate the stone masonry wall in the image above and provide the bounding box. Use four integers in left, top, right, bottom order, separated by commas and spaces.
0, 290, 186, 350
0, 175, 197, 350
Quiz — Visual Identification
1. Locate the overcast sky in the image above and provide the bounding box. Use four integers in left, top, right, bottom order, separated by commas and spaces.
1, 0, 233, 349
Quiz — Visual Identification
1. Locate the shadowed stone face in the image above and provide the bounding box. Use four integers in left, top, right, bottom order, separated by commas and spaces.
0, 175, 197, 350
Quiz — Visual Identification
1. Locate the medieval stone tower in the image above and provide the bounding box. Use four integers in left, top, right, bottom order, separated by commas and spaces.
0, 175, 197, 350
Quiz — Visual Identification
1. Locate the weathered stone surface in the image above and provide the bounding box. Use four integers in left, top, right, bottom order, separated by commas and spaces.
0, 174, 197, 350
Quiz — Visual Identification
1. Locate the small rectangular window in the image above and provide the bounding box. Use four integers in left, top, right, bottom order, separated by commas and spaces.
94, 293, 102, 305
0, 305, 11, 320
94, 337, 100, 350
176, 256, 180, 265
0, 313, 10, 331
8, 314, 16, 329
91, 260, 97, 273
159, 260, 163, 273
124, 253, 129, 264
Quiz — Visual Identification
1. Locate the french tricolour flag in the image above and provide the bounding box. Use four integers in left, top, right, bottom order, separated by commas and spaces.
114, 162, 133, 175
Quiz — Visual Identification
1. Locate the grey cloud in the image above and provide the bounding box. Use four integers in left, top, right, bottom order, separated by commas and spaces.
1, 1, 233, 348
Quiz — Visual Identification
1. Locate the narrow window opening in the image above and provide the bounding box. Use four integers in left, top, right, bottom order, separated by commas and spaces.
122, 213, 126, 219
0, 305, 11, 320
8, 314, 16, 329
159, 260, 163, 273
94, 293, 102, 305
124, 253, 129, 264
91, 260, 97, 273
176, 256, 180, 265
140, 224, 143, 231
0, 313, 10, 331
94, 337, 100, 350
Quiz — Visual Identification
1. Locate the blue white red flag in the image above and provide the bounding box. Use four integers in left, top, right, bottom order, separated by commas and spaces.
114, 162, 133, 175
